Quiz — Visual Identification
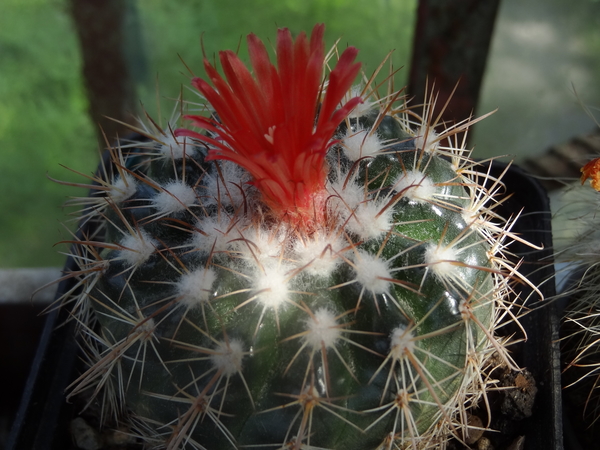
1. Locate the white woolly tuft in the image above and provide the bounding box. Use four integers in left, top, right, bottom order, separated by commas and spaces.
343, 85, 374, 118
153, 181, 197, 215
327, 174, 364, 217
192, 215, 239, 254
203, 161, 249, 208
294, 231, 345, 277
424, 243, 459, 279
393, 170, 436, 204
327, 170, 392, 240
176, 267, 217, 308
389, 326, 415, 360
461, 206, 480, 226
414, 126, 439, 153
346, 200, 394, 240
119, 231, 157, 267
353, 251, 392, 294
133, 318, 156, 342
157, 134, 194, 160
303, 308, 341, 351
341, 126, 383, 161
236, 224, 287, 266
253, 262, 291, 311
327, 170, 389, 239
108, 174, 137, 204
210, 339, 245, 376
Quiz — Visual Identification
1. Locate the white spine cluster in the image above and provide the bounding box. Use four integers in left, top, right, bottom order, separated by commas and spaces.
157, 134, 194, 160
341, 126, 383, 161
344, 86, 373, 118
236, 224, 287, 266
153, 181, 197, 215
176, 267, 217, 308
327, 174, 363, 216
303, 308, 341, 351
253, 262, 291, 311
119, 231, 157, 267
393, 170, 436, 204
134, 317, 156, 339
424, 243, 459, 279
294, 232, 345, 277
328, 171, 395, 241
346, 199, 394, 240
210, 339, 245, 377
353, 250, 392, 295
414, 126, 439, 154
109, 174, 137, 204
203, 161, 249, 208
192, 215, 239, 254
389, 326, 416, 360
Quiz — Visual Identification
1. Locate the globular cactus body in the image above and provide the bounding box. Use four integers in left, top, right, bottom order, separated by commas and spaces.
62, 24, 523, 450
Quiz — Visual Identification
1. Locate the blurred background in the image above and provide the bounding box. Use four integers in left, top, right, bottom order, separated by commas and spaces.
1, 0, 599, 446
1, 0, 599, 270
0, 0, 416, 269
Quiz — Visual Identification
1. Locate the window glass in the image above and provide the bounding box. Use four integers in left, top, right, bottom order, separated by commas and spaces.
475, 0, 600, 162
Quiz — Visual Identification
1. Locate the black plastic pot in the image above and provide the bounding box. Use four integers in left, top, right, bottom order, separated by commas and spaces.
6, 160, 562, 450
481, 162, 563, 450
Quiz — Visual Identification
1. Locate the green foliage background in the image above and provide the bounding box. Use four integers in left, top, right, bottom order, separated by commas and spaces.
0, 0, 416, 268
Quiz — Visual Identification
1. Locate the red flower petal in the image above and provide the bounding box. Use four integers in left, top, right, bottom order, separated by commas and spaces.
176, 24, 362, 226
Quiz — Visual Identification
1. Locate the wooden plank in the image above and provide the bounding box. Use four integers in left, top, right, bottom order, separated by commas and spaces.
408, 0, 501, 128
69, 0, 142, 144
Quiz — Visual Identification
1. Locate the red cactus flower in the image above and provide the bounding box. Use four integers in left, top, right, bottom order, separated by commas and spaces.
176, 24, 362, 227
581, 157, 600, 191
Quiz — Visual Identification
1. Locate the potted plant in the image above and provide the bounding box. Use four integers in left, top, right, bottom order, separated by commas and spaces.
553, 152, 600, 450
8, 24, 561, 450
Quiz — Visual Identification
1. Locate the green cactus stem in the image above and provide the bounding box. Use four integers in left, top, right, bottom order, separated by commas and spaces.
57, 24, 529, 450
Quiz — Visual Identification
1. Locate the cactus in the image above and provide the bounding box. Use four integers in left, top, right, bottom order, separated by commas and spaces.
59, 24, 529, 449
558, 150, 600, 428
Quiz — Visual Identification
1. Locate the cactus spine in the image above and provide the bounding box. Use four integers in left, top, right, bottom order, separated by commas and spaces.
59, 24, 528, 449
